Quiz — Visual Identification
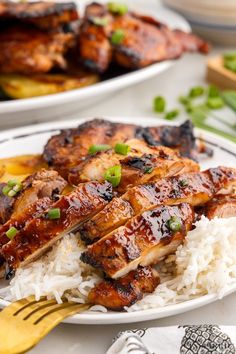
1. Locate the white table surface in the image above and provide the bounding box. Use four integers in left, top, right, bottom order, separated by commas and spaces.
7, 1, 235, 353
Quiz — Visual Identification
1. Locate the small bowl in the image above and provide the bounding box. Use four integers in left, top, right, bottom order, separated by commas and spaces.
162, 0, 236, 45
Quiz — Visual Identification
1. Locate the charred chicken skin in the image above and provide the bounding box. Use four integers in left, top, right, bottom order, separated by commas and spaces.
0, 1, 78, 30
1, 181, 112, 278
88, 266, 160, 310
68, 139, 199, 193
79, 2, 209, 73
81, 203, 194, 278
0, 24, 75, 75
79, 167, 236, 243
0, 1, 79, 30
43, 119, 198, 179
0, 169, 66, 224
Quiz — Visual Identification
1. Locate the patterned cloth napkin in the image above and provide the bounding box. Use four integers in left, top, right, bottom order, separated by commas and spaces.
106, 325, 236, 354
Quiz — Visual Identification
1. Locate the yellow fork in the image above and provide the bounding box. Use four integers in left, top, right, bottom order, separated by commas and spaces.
0, 296, 90, 354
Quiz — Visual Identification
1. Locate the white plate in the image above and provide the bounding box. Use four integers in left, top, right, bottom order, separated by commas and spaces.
0, 116, 236, 325
0, 1, 190, 128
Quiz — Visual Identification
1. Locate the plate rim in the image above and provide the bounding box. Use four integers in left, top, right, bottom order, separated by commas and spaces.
0, 116, 236, 325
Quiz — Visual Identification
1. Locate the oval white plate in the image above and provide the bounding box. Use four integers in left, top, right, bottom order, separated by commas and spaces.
0, 2, 190, 128
0, 116, 236, 325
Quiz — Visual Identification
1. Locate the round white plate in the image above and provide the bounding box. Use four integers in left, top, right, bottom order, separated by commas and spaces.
0, 1, 190, 128
0, 116, 236, 325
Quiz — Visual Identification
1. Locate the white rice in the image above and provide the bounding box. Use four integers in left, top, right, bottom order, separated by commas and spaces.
1, 216, 236, 312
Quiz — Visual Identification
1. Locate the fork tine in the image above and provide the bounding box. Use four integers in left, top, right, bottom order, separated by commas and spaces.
2, 295, 37, 316
27, 301, 80, 324
16, 299, 58, 320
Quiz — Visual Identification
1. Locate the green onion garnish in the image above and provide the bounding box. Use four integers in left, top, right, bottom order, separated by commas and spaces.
189, 86, 205, 98
144, 166, 154, 174
111, 29, 125, 45
108, 2, 128, 15
165, 109, 179, 120
223, 51, 236, 61
104, 165, 121, 187
6, 226, 18, 239
179, 179, 189, 187
153, 96, 166, 113
206, 97, 224, 109
114, 143, 130, 155
7, 179, 19, 187
91, 16, 109, 26
47, 208, 61, 220
208, 85, 220, 98
88, 144, 111, 154
167, 216, 182, 232
2, 185, 11, 196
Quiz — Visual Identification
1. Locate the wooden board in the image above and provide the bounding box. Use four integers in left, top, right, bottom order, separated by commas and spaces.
206, 56, 236, 90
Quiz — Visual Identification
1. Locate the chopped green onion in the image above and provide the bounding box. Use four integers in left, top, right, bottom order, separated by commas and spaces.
108, 2, 128, 15
2, 185, 11, 196
167, 216, 182, 232
179, 179, 189, 187
104, 165, 121, 187
178, 96, 191, 106
91, 16, 109, 26
6, 226, 18, 239
222, 91, 236, 112
88, 144, 111, 154
8, 190, 17, 197
223, 51, 236, 61
165, 109, 179, 120
114, 143, 130, 155
189, 86, 205, 98
7, 179, 19, 187
144, 166, 153, 174
208, 85, 220, 98
153, 96, 166, 113
111, 29, 125, 45
13, 184, 22, 193
206, 97, 224, 109
47, 208, 61, 220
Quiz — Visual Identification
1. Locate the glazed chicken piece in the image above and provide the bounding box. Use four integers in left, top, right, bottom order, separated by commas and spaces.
0, 1, 79, 30
1, 181, 112, 278
199, 194, 236, 220
79, 167, 236, 244
79, 2, 209, 73
43, 119, 198, 179
0, 24, 75, 75
0, 169, 66, 224
88, 266, 160, 311
68, 139, 199, 192
81, 203, 194, 278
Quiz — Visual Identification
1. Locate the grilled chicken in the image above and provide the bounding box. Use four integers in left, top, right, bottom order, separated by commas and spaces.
81, 203, 194, 278
68, 139, 199, 192
0, 1, 79, 30
79, 2, 209, 73
79, 167, 236, 244
43, 119, 198, 178
1, 181, 112, 278
200, 194, 236, 220
0, 169, 66, 224
88, 266, 160, 310
0, 24, 75, 74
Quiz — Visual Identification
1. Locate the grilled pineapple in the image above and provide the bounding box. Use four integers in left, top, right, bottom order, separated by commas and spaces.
0, 71, 99, 99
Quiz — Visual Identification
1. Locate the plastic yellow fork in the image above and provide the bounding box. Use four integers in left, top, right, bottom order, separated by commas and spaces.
0, 296, 90, 354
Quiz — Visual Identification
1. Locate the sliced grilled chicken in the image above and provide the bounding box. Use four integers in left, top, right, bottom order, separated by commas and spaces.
1, 181, 112, 278
88, 266, 160, 310
81, 203, 194, 278
79, 167, 236, 244
199, 194, 236, 219
0, 169, 66, 224
68, 139, 199, 192
43, 119, 198, 178
0, 1, 79, 30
